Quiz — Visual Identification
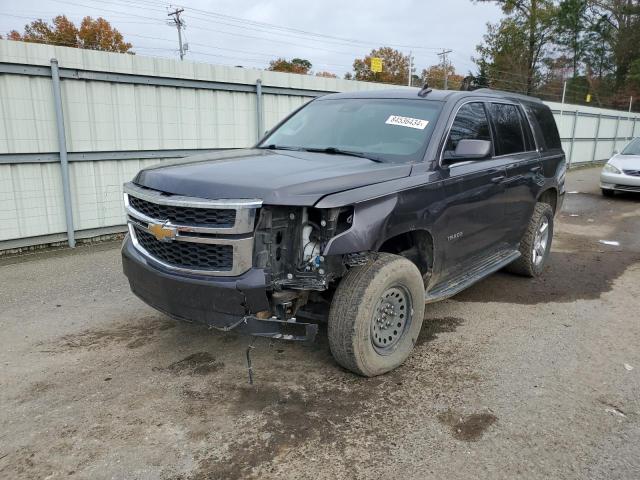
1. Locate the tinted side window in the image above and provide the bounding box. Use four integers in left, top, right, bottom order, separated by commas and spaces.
489, 103, 526, 155
530, 104, 561, 150
444, 102, 492, 156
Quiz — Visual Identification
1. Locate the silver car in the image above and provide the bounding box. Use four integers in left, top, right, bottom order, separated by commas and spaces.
600, 137, 640, 196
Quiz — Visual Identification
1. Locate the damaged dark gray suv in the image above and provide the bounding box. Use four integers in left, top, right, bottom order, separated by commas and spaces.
122, 87, 565, 376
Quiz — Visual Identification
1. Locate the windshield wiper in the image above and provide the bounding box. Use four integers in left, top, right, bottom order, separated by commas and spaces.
258, 144, 303, 151
301, 147, 384, 163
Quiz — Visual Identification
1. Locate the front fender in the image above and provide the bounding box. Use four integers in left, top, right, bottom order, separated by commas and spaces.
322, 195, 398, 256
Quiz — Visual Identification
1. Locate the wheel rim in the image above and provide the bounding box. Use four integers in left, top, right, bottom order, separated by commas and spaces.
532, 217, 550, 266
371, 285, 412, 355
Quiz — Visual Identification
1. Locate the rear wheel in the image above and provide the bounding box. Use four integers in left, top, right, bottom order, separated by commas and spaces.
328, 253, 425, 377
506, 202, 554, 278
601, 188, 615, 197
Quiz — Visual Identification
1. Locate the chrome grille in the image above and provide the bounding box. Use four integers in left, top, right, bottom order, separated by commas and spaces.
123, 182, 261, 277
623, 169, 640, 177
128, 196, 236, 227
134, 226, 233, 271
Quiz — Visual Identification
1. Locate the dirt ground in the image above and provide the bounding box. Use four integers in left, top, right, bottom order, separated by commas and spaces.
1, 166, 639, 480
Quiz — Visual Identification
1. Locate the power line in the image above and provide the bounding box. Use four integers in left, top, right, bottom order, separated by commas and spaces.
122, 0, 449, 51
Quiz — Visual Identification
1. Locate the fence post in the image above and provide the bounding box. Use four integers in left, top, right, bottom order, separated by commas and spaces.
50, 58, 75, 248
255, 79, 263, 143
612, 115, 621, 155
591, 113, 601, 163
568, 110, 579, 168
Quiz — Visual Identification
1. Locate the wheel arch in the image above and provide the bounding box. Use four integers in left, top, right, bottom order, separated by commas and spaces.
377, 228, 435, 277
537, 187, 558, 214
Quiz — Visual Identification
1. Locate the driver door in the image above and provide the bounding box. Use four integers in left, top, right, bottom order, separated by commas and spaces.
435, 101, 509, 280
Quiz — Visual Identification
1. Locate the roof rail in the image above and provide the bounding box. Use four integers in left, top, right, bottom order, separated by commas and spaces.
471, 88, 543, 103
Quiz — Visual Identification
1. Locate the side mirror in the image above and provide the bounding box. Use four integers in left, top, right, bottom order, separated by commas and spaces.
453, 139, 491, 159
613, 149, 619, 155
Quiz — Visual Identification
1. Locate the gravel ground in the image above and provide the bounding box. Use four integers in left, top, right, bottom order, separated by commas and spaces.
1, 166, 639, 480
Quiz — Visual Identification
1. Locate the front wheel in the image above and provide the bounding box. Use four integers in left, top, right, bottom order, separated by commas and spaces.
328, 253, 425, 377
506, 202, 554, 277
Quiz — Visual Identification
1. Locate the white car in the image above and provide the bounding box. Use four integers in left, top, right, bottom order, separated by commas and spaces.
600, 137, 640, 196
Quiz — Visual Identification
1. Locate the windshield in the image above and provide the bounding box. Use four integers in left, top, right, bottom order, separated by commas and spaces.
621, 138, 640, 155
259, 98, 443, 163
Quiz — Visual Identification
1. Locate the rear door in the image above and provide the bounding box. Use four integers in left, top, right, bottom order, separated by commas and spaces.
435, 101, 509, 279
487, 102, 542, 247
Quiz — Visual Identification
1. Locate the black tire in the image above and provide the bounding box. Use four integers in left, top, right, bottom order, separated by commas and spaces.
602, 188, 615, 197
327, 253, 425, 377
505, 202, 554, 278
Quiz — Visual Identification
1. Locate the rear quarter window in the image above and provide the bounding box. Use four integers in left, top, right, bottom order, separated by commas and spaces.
526, 103, 562, 150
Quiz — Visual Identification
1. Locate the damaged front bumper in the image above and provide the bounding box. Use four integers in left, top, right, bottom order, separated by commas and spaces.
121, 236, 318, 342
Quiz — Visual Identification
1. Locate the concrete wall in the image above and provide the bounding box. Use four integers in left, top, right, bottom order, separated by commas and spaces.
1, 39, 638, 250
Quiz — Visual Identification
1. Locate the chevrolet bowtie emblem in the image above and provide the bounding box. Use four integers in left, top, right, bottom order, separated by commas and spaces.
148, 222, 177, 242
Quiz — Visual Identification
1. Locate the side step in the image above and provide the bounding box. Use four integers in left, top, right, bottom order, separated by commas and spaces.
425, 249, 520, 303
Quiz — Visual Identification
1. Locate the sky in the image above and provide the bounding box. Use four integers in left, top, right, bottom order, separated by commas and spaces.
0, 0, 503, 77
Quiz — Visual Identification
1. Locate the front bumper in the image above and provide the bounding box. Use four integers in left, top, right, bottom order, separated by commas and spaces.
122, 236, 270, 329
600, 171, 640, 192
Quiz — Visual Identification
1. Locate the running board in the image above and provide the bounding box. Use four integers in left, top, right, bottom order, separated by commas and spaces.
425, 250, 521, 303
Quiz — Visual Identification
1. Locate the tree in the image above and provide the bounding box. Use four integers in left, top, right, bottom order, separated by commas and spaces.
352, 47, 410, 84
315, 71, 337, 78
420, 64, 464, 89
268, 58, 312, 74
78, 17, 132, 53
555, 0, 589, 78
7, 15, 132, 53
476, 0, 557, 94
475, 18, 531, 93
344, 72, 354, 80
592, 0, 640, 87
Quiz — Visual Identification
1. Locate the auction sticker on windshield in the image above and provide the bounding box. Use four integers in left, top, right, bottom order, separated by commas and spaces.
385, 115, 429, 130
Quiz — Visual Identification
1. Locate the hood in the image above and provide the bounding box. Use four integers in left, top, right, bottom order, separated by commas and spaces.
609, 154, 640, 170
134, 149, 412, 206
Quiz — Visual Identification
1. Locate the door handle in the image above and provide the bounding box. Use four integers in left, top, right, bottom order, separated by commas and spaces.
530, 165, 542, 173
491, 175, 506, 183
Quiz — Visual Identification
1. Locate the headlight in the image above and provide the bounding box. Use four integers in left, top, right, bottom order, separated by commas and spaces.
603, 163, 621, 174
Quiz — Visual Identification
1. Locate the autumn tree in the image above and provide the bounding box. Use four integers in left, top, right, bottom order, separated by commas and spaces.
268, 58, 312, 74
420, 64, 464, 90
6, 15, 132, 53
352, 47, 410, 84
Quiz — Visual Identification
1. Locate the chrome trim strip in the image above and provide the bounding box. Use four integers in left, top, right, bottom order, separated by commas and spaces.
128, 223, 254, 277
438, 99, 539, 168
123, 186, 259, 235
124, 182, 262, 209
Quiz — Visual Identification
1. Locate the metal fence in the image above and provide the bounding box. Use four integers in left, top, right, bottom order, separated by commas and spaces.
546, 101, 639, 166
1, 40, 639, 251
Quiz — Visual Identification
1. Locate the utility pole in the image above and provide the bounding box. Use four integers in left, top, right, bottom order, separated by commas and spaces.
168, 7, 185, 60
407, 51, 412, 87
437, 49, 452, 89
